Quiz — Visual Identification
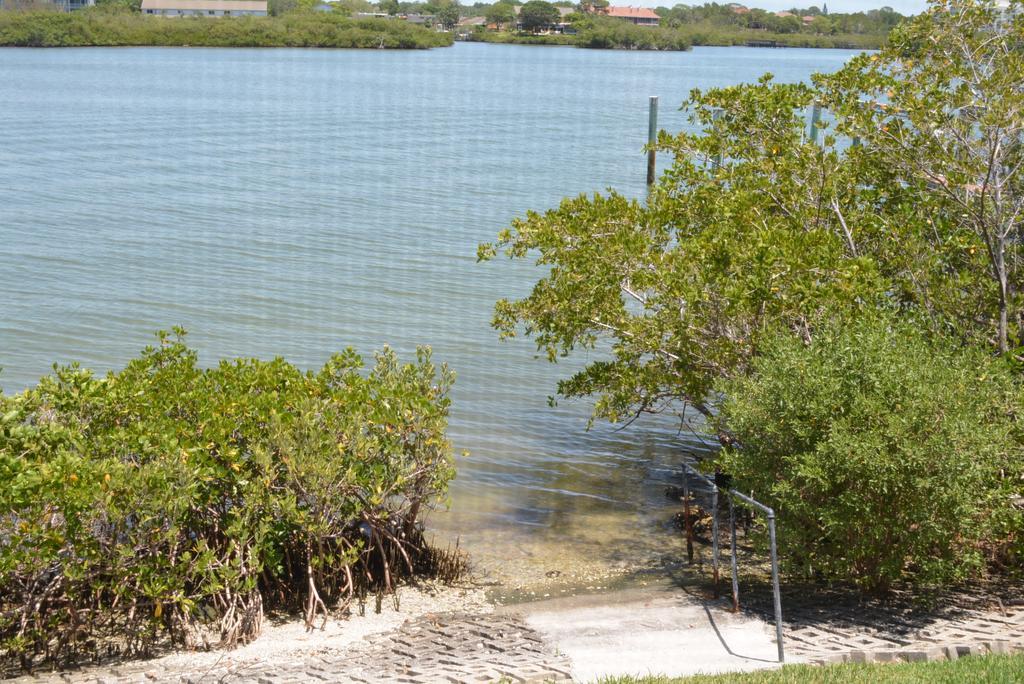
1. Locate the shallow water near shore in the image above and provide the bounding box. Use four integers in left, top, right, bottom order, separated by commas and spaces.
1, 42, 856, 591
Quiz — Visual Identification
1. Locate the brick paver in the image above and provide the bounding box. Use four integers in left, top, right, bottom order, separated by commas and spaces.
744, 584, 1024, 664
9, 584, 1024, 681
8, 612, 571, 684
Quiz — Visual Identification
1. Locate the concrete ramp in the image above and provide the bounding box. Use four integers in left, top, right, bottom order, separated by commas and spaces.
512, 586, 790, 682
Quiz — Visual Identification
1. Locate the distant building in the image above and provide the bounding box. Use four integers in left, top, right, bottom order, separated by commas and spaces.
140, 0, 268, 16
59, 0, 95, 10
5, 0, 98, 11
403, 13, 435, 25
601, 6, 660, 26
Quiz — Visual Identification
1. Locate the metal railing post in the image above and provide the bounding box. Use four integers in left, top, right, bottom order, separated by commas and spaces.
683, 473, 694, 563
729, 497, 739, 613
711, 487, 720, 598
767, 511, 785, 663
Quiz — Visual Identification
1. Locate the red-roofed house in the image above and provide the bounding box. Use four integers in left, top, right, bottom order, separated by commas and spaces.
600, 6, 660, 26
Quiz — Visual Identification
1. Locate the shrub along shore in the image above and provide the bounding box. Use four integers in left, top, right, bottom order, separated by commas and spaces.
0, 7, 883, 51
464, 23, 882, 51
0, 10, 454, 48
0, 331, 461, 671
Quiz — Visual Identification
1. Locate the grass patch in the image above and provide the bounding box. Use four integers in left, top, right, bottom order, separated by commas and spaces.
597, 653, 1024, 683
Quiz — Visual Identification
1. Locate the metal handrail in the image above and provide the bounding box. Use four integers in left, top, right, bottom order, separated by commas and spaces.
680, 461, 785, 663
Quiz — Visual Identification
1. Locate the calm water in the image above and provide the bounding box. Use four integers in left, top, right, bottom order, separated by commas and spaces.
0, 42, 855, 588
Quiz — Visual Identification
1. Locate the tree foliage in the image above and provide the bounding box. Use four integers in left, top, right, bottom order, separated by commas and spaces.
485, 1, 514, 28
479, 0, 1024, 590
0, 332, 457, 670
435, 0, 460, 29
818, 0, 1024, 354
574, 14, 690, 50
0, 8, 453, 48
518, 0, 558, 32
479, 0, 1019, 432
655, 2, 904, 40
717, 316, 1023, 593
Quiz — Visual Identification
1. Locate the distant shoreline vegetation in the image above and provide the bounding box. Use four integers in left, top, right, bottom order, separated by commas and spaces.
461, 26, 883, 51
0, 1, 899, 52
462, 19, 884, 51
456, 2, 895, 51
464, 17, 693, 51
0, 9, 454, 48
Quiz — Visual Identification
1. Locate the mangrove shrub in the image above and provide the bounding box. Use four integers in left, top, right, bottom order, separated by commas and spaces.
0, 331, 456, 670
715, 317, 1023, 593
0, 9, 454, 48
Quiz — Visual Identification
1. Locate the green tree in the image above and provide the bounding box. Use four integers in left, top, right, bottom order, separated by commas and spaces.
518, 0, 558, 31
819, 0, 1024, 354
94, 0, 142, 13
269, 0, 314, 15
435, 0, 460, 28
478, 0, 1019, 434
485, 0, 515, 28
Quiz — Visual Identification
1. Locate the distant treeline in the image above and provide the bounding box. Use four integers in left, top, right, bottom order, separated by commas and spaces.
655, 3, 903, 34
457, 1, 897, 50
653, 3, 902, 48
466, 24, 880, 50
465, 15, 692, 50
0, 8, 454, 48
680, 23, 886, 49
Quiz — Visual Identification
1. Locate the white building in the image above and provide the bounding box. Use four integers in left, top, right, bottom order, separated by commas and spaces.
140, 0, 268, 17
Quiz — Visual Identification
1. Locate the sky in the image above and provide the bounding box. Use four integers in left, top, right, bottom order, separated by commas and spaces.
632, 1, 931, 14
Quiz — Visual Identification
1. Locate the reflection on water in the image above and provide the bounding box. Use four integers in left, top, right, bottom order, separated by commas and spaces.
0, 43, 857, 592
430, 404, 716, 594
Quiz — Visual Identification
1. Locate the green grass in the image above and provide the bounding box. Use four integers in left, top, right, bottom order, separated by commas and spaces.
596, 653, 1024, 683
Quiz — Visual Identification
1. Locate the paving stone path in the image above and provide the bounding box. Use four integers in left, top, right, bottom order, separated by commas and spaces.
8, 612, 572, 684
342, 612, 572, 683
10, 585, 1024, 682
756, 586, 1024, 664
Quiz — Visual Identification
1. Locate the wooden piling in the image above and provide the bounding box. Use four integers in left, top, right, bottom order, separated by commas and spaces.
809, 102, 822, 145
647, 95, 658, 187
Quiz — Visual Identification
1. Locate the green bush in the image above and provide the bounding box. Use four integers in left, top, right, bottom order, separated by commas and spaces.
0, 9, 453, 48
0, 331, 456, 670
575, 16, 691, 51
715, 317, 1023, 593
464, 29, 575, 46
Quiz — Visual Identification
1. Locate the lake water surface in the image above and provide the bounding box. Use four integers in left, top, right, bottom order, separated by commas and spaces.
0, 42, 856, 593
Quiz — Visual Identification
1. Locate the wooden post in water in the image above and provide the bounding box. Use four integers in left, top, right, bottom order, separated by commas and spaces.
809, 102, 822, 145
647, 96, 659, 187
712, 107, 723, 170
